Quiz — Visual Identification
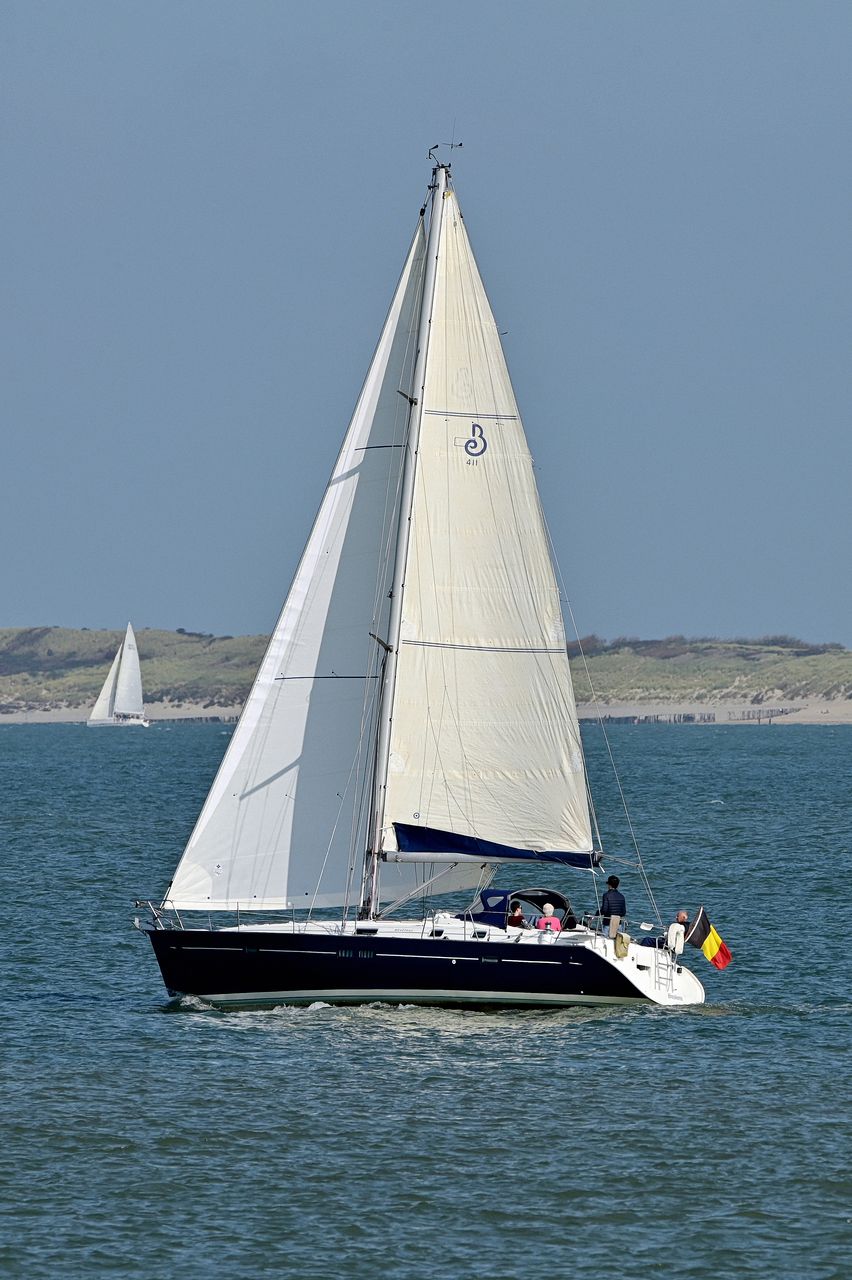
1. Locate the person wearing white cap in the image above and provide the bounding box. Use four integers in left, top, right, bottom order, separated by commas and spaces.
535, 903, 562, 933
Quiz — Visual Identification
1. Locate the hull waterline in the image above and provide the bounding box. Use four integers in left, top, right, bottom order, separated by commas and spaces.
87, 718, 150, 727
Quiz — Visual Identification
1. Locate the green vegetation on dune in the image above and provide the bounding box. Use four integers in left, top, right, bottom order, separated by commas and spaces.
568, 636, 852, 704
0, 627, 849, 715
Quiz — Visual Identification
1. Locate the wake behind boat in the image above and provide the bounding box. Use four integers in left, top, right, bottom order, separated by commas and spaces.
141, 158, 705, 1009
88, 623, 149, 727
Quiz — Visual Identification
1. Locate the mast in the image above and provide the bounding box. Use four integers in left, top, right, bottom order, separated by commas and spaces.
361, 163, 449, 915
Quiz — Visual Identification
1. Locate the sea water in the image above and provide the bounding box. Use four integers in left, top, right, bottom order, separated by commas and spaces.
0, 723, 848, 1279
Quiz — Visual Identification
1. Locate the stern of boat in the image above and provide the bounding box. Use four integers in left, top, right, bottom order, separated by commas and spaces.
596, 935, 706, 1006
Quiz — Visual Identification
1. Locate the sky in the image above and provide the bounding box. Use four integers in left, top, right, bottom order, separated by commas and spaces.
3, 0, 850, 646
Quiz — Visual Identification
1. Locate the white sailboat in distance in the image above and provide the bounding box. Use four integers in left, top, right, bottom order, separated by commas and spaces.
140, 158, 705, 1008
88, 623, 150, 727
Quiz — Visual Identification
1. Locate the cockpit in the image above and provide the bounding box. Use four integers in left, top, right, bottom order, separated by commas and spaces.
459, 887, 578, 931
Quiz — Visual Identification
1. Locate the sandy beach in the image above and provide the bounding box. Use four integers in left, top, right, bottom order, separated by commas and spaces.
575, 697, 852, 726
1, 697, 849, 726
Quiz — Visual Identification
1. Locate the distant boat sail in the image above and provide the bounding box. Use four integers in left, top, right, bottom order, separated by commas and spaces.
88, 623, 149, 727
141, 159, 707, 1009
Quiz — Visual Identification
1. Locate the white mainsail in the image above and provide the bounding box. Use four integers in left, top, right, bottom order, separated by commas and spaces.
381, 177, 592, 859
114, 623, 144, 717
165, 227, 483, 911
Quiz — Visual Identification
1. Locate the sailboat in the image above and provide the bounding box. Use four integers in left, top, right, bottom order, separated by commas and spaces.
88, 623, 150, 727
142, 160, 704, 1008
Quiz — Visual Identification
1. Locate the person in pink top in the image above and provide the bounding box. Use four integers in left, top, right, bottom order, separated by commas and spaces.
536, 903, 562, 933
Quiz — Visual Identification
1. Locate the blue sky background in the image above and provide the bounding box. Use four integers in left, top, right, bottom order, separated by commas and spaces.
3, 1, 850, 645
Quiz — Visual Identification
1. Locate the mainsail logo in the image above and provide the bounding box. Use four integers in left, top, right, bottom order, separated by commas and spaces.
453, 422, 488, 466
464, 422, 487, 457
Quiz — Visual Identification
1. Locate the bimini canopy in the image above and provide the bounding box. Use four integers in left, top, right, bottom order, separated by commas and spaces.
461, 887, 578, 928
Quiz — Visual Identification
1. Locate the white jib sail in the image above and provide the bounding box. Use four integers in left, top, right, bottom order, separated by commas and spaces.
165, 225, 479, 911
88, 645, 122, 723
113, 623, 145, 717
382, 182, 592, 857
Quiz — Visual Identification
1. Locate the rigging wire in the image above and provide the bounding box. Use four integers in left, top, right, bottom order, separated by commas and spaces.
545, 537, 664, 925
319, 220, 428, 920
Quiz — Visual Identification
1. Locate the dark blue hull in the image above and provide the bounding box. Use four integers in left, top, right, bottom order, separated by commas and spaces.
147, 927, 647, 1009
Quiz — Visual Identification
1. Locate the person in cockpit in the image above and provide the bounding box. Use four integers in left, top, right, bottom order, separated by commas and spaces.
536, 902, 562, 933
507, 901, 527, 928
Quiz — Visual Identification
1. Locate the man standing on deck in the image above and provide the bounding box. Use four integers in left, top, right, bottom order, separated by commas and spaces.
600, 875, 626, 926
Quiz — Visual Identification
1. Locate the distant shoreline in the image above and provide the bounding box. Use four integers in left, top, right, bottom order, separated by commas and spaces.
0, 701, 244, 725
2, 697, 849, 726
575, 697, 852, 725
2, 629, 848, 722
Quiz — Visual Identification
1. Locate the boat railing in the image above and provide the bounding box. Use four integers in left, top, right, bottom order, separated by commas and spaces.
447, 908, 671, 948
135, 900, 174, 930
580, 912, 672, 949
134, 901, 310, 933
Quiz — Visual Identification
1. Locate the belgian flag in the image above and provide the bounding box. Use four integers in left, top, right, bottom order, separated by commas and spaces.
684, 906, 732, 969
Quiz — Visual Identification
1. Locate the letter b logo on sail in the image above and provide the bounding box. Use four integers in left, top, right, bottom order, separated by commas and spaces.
464, 423, 487, 457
